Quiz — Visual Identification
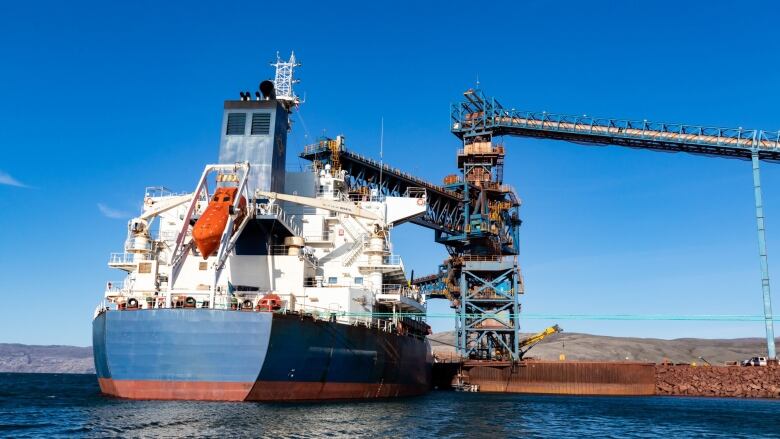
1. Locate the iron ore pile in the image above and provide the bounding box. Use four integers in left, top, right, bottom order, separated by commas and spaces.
655, 364, 780, 398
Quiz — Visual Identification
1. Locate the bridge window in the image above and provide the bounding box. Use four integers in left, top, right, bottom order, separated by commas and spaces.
354, 277, 363, 285
328, 276, 338, 285
251, 112, 271, 135
226, 113, 246, 135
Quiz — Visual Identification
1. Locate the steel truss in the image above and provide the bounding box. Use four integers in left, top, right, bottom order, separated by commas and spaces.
300, 144, 464, 234
457, 258, 522, 360
451, 88, 778, 360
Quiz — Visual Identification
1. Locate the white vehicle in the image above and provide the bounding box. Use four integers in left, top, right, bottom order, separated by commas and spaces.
741, 356, 768, 367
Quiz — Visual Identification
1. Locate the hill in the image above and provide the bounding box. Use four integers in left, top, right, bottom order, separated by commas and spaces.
428, 332, 777, 365
0, 344, 93, 374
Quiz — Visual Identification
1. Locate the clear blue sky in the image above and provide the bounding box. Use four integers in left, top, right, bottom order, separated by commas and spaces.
1, 1, 779, 346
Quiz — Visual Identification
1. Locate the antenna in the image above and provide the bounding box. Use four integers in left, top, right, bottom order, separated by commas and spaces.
378, 117, 384, 199
270, 51, 302, 110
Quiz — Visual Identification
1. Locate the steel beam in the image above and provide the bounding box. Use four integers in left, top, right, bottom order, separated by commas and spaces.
451, 90, 780, 161
752, 151, 776, 360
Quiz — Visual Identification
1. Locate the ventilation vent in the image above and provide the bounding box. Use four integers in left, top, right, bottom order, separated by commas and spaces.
251, 113, 271, 135
226, 113, 247, 135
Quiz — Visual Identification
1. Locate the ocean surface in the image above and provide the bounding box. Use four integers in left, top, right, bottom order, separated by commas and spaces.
1, 373, 780, 438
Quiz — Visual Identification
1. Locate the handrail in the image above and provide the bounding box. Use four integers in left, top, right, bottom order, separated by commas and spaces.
384, 254, 403, 266
461, 255, 505, 262
301, 142, 459, 198
256, 203, 302, 236
452, 91, 780, 158
108, 253, 146, 265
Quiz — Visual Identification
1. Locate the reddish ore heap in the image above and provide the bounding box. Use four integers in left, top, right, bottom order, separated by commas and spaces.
655, 364, 780, 398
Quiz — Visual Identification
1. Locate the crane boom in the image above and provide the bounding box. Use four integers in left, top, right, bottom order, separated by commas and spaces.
139, 194, 193, 221
256, 190, 381, 221
519, 324, 562, 350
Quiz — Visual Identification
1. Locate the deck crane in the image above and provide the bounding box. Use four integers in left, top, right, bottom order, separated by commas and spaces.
256, 190, 382, 221
254, 190, 428, 227
450, 88, 780, 361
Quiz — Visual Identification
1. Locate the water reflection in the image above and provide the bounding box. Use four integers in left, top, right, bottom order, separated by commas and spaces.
2, 374, 779, 438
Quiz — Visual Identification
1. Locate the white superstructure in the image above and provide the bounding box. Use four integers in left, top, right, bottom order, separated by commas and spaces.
101, 154, 428, 329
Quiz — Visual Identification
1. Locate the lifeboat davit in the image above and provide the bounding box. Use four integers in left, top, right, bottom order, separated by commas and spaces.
192, 187, 246, 259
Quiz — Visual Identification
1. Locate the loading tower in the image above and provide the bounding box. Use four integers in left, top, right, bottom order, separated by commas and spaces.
450, 88, 780, 360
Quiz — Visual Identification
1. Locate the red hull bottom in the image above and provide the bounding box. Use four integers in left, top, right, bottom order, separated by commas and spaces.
98, 378, 254, 401
98, 378, 427, 401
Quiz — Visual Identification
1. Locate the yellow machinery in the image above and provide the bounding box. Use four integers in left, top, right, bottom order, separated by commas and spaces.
519, 324, 562, 358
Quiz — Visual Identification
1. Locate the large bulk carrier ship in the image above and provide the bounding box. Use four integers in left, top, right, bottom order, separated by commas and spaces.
92, 53, 432, 401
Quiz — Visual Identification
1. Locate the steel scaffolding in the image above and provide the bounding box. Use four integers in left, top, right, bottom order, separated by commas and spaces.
451, 88, 778, 360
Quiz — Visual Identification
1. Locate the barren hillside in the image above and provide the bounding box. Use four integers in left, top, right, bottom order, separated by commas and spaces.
429, 332, 777, 365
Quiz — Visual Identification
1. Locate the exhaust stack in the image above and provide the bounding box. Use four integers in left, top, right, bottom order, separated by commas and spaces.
259, 80, 276, 100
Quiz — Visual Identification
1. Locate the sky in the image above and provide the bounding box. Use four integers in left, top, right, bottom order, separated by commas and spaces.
1, 0, 780, 346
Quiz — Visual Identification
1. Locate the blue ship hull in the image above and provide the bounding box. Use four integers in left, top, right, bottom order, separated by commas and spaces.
92, 310, 432, 400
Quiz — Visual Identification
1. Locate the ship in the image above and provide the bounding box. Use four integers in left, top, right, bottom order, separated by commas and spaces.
92, 53, 433, 401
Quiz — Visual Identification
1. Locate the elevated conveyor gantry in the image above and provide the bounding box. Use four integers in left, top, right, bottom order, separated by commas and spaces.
451, 88, 779, 360
300, 140, 464, 234
452, 89, 780, 161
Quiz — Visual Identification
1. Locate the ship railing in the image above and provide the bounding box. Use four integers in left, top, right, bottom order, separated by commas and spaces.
461, 255, 505, 262
382, 284, 404, 294
105, 279, 133, 294
383, 255, 403, 266
303, 279, 367, 288
144, 186, 175, 199
346, 193, 372, 202
302, 138, 344, 155
106, 291, 215, 310
403, 187, 427, 199
255, 203, 301, 236
346, 150, 442, 192
296, 304, 381, 329
108, 252, 148, 265
144, 186, 189, 200
100, 297, 411, 336
270, 245, 291, 255
381, 284, 422, 302
315, 187, 345, 200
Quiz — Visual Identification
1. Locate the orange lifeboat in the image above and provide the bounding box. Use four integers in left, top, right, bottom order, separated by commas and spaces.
192, 187, 246, 259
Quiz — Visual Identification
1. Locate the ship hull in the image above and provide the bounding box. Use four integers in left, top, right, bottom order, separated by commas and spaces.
92, 310, 432, 401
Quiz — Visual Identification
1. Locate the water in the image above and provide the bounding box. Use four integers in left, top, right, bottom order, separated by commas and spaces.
1, 374, 780, 438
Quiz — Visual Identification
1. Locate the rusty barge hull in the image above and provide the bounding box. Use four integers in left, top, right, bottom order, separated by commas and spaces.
445, 360, 656, 395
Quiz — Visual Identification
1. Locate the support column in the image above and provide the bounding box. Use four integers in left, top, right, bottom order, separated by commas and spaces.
459, 270, 468, 356
512, 258, 520, 360
752, 151, 776, 360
